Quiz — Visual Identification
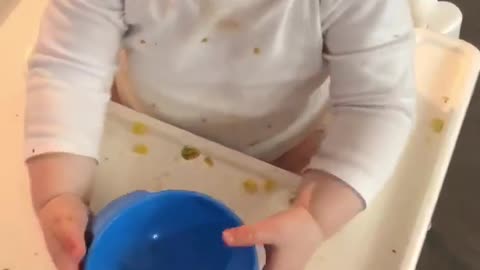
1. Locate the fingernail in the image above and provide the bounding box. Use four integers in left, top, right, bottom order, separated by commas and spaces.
223, 231, 235, 244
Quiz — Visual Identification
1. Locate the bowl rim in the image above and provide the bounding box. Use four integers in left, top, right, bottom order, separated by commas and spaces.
84, 190, 259, 269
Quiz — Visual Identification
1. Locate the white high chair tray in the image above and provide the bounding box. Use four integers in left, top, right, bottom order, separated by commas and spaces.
90, 30, 480, 270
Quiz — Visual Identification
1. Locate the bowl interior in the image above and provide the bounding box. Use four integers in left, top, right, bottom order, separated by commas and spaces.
85, 192, 257, 270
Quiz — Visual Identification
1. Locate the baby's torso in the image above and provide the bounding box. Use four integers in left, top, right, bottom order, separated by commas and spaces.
116, 0, 330, 160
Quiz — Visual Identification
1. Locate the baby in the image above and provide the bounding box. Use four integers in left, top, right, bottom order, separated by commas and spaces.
26, 0, 416, 269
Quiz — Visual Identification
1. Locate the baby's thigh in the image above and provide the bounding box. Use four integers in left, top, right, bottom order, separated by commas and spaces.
273, 130, 325, 174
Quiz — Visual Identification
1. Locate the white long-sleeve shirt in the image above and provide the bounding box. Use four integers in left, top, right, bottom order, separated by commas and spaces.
26, 0, 416, 205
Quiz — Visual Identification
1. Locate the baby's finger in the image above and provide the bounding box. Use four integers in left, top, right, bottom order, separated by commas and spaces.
45, 229, 82, 270
40, 194, 89, 264
53, 250, 81, 270
53, 220, 87, 262
223, 208, 305, 247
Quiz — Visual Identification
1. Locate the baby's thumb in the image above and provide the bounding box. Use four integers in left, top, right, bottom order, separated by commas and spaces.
52, 217, 88, 263
40, 194, 89, 266
223, 209, 299, 247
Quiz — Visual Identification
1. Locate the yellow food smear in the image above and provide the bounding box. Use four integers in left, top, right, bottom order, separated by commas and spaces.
253, 47, 261, 55
181, 146, 200, 160
133, 144, 149, 155
131, 122, 148, 135
243, 180, 259, 194
431, 118, 444, 133
204, 156, 214, 167
264, 179, 278, 193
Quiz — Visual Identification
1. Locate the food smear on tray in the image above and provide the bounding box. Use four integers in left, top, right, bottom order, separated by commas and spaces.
243, 179, 259, 194
431, 118, 444, 133
133, 144, 149, 155
204, 156, 214, 167
181, 146, 200, 160
131, 122, 148, 135
263, 179, 278, 193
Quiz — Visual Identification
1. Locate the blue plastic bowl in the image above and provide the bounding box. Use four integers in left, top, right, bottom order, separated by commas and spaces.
85, 190, 258, 270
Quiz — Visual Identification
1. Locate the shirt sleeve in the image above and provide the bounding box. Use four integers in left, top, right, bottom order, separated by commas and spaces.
308, 0, 416, 205
25, 0, 126, 160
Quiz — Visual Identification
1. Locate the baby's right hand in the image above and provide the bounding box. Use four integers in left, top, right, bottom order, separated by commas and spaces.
37, 194, 89, 270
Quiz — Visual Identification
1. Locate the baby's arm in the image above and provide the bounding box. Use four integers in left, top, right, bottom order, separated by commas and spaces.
307, 0, 416, 234
29, 154, 96, 210
26, 0, 126, 206
26, 0, 126, 268
224, 3, 415, 269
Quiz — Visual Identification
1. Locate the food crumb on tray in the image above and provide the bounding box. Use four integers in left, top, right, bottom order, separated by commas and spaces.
289, 193, 297, 205
264, 179, 278, 193
204, 156, 214, 167
131, 122, 148, 135
133, 144, 149, 155
181, 146, 200, 160
431, 118, 444, 133
243, 179, 259, 194
442, 96, 450, 104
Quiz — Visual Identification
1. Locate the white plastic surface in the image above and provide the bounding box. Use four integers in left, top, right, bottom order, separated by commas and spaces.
427, 1, 463, 38
409, 0, 438, 28
410, 0, 463, 38
90, 30, 480, 270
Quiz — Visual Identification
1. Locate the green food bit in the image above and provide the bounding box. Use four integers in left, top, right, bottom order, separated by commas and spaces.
181, 146, 200, 160
431, 118, 444, 133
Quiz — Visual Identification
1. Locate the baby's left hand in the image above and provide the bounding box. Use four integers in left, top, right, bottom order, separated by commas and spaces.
223, 198, 323, 270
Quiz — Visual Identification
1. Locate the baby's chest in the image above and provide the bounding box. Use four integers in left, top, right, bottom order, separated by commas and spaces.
122, 0, 325, 82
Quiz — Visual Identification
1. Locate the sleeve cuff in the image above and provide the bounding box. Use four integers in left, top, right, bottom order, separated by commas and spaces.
25, 137, 100, 161
307, 155, 378, 206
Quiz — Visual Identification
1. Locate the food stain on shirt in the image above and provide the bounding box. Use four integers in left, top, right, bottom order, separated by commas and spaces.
253, 47, 261, 55
140, 39, 146, 44
199, 0, 215, 18
243, 179, 259, 194
131, 122, 148, 135
204, 156, 214, 167
431, 118, 444, 133
133, 144, 149, 155
181, 146, 201, 160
